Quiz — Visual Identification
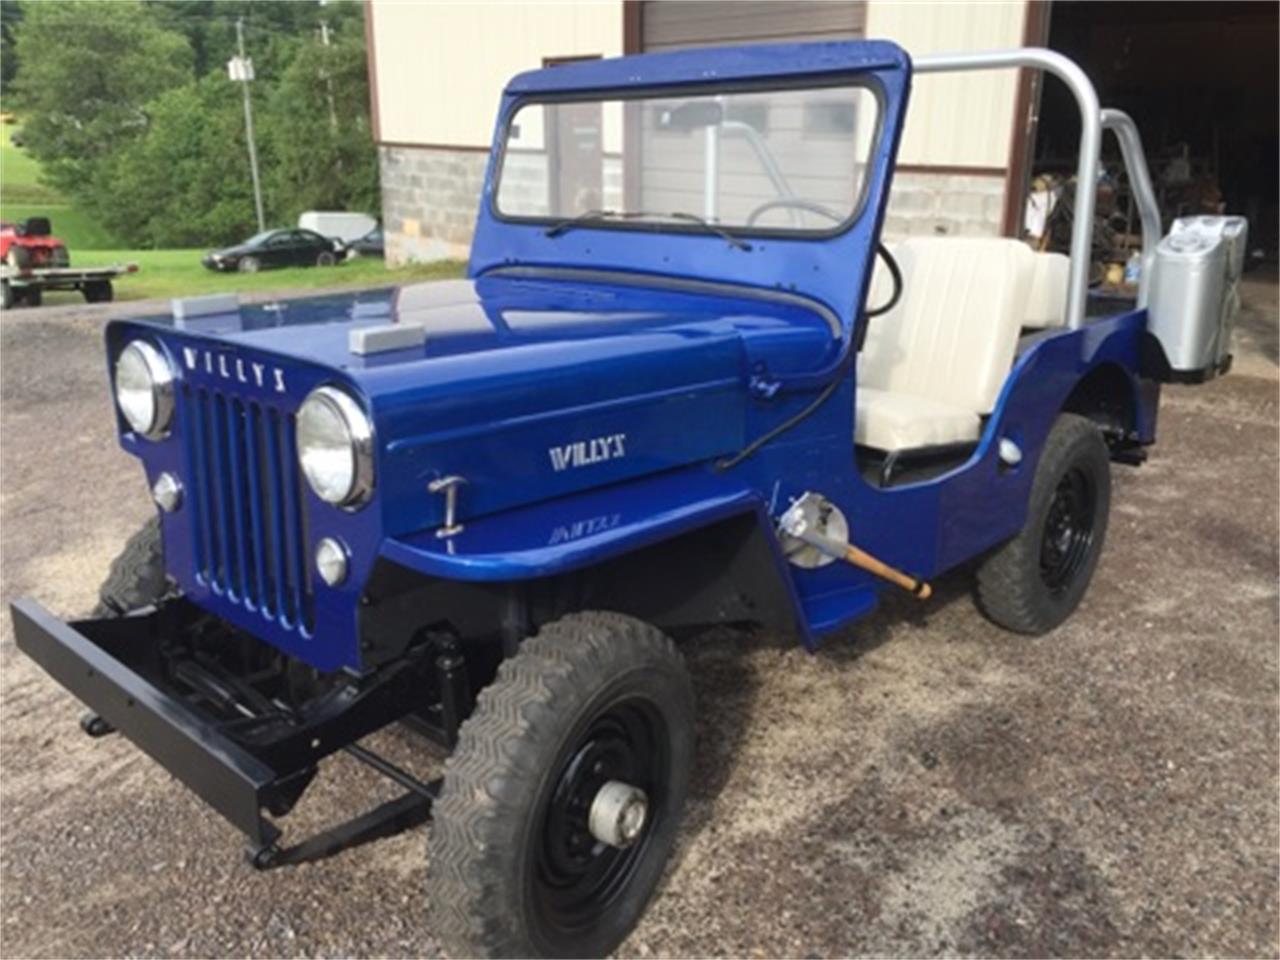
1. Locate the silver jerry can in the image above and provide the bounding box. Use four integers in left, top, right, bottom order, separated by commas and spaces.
1147, 216, 1248, 381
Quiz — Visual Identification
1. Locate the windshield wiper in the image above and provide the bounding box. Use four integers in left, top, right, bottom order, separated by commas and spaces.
666, 212, 752, 251
544, 209, 649, 237
544, 208, 753, 251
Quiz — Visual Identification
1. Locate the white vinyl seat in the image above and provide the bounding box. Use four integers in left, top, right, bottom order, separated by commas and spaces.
856, 238, 1067, 452
1023, 250, 1070, 329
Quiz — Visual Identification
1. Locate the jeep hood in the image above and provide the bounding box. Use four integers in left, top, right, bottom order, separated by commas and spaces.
114, 275, 835, 534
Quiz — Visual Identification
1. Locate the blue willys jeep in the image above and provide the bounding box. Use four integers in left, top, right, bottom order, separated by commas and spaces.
11, 41, 1245, 957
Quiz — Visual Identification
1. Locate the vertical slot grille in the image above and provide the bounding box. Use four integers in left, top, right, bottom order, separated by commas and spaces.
181, 385, 314, 632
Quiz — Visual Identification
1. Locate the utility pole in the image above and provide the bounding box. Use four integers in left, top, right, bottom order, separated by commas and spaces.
318, 20, 339, 134
231, 17, 266, 232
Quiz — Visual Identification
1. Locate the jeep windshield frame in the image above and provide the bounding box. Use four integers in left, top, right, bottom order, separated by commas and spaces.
490, 75, 887, 242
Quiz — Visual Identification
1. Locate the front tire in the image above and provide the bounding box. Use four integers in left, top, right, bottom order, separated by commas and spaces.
237, 256, 260, 274
316, 250, 336, 267
94, 516, 168, 617
430, 612, 694, 959
976, 413, 1111, 634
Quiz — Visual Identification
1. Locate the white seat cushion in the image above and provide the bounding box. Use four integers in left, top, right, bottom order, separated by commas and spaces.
1023, 252, 1070, 328
856, 237, 1039, 451
855, 387, 981, 451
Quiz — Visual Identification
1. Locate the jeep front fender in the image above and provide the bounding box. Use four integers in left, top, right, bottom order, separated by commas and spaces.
379, 467, 811, 642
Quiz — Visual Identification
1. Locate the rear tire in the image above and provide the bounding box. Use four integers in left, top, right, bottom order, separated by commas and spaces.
94, 516, 169, 617
976, 413, 1111, 634
430, 611, 694, 958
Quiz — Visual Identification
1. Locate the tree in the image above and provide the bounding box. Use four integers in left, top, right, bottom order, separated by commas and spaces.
1, 0, 23, 97
11, 1, 191, 193
8, 0, 378, 248
263, 26, 379, 222
92, 75, 266, 248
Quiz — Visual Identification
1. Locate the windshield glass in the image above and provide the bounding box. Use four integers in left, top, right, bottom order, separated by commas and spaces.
495, 82, 881, 234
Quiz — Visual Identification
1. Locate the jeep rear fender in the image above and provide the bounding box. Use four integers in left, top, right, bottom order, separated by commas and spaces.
379, 467, 810, 642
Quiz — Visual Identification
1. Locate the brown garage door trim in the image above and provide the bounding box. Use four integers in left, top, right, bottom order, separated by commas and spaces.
1001, 0, 1054, 236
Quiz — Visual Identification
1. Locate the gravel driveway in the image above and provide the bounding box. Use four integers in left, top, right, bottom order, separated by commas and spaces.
1, 285, 1277, 957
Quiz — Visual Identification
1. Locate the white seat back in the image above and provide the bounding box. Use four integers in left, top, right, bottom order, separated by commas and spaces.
861, 237, 1038, 415
1022, 252, 1070, 328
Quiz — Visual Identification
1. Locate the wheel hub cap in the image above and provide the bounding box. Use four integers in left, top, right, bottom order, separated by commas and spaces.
588, 781, 649, 848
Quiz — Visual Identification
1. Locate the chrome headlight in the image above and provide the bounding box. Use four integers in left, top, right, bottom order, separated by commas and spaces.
114, 340, 174, 439
296, 385, 374, 508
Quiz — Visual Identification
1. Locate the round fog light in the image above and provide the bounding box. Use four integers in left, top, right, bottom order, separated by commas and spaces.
315, 537, 349, 587
152, 472, 182, 512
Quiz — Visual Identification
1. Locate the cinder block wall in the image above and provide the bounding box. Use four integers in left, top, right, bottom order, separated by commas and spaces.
380, 145, 488, 265
380, 145, 1007, 265
882, 172, 1006, 240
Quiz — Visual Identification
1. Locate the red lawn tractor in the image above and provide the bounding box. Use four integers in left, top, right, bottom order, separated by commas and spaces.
1, 218, 137, 309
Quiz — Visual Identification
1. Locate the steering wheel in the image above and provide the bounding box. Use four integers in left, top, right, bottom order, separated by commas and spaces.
746, 197, 845, 228
744, 197, 903, 325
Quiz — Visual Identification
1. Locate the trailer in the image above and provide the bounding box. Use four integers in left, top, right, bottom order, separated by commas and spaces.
1, 217, 137, 308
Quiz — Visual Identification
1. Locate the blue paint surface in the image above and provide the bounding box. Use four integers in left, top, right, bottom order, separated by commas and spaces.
102, 42, 1161, 671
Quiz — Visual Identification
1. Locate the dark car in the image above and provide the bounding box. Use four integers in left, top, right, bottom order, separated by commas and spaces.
349, 226, 384, 257
202, 229, 344, 273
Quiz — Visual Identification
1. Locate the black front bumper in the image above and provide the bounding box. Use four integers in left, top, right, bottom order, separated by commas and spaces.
11, 598, 290, 846
10, 598, 437, 855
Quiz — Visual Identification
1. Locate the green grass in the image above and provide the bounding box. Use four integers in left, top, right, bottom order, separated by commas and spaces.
1, 121, 122, 248
22, 249, 467, 306
0, 123, 60, 205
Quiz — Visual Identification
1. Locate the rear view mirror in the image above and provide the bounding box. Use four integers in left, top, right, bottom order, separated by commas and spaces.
658, 100, 723, 132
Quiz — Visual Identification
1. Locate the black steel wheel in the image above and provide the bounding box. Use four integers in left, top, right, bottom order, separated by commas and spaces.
1039, 466, 1098, 592
430, 612, 693, 958
976, 413, 1111, 634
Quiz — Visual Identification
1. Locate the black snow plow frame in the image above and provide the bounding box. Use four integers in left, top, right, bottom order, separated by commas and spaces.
9, 597, 441, 868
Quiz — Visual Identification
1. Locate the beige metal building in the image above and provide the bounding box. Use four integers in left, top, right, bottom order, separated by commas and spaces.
365, 0, 1040, 265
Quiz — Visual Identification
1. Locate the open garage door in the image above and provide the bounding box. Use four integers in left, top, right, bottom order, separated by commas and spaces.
1026, 1, 1278, 275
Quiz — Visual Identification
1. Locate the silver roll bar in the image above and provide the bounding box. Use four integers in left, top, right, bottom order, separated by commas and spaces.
914, 48, 1102, 329
1101, 109, 1160, 308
